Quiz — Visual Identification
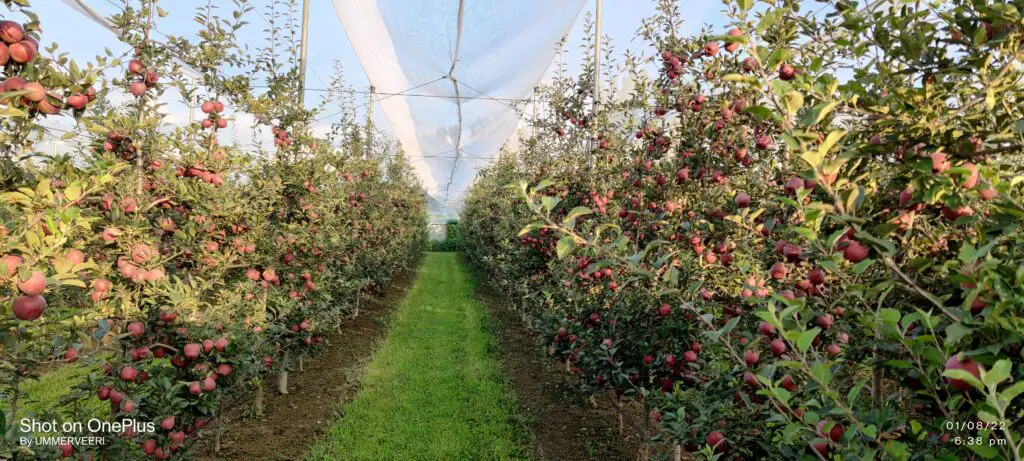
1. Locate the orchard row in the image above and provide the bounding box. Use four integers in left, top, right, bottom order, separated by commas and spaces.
1, 1, 426, 459
463, 0, 1024, 460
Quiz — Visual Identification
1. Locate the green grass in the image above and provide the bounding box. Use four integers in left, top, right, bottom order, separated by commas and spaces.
306, 252, 529, 461
6, 362, 104, 422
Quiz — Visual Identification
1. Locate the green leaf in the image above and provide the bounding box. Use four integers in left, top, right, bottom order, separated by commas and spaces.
1000, 381, 1024, 402
743, 105, 776, 120
982, 359, 1011, 387
64, 184, 82, 202
518, 221, 543, 236
810, 361, 833, 386
757, 8, 785, 34
818, 130, 846, 158
0, 105, 28, 117
877, 308, 901, 325
804, 101, 839, 126
851, 259, 874, 274
943, 369, 984, 391
945, 323, 974, 346
722, 73, 758, 85
737, 0, 754, 12
556, 235, 575, 259
800, 150, 823, 169
797, 328, 820, 353
783, 91, 804, 115
540, 196, 561, 212
848, 378, 867, 406
563, 206, 592, 226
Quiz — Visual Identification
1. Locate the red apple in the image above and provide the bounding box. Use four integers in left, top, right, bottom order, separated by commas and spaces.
706, 431, 726, 453
1, 254, 22, 277
184, 343, 201, 359
16, 271, 46, 295
842, 241, 869, 263
810, 440, 829, 456
129, 81, 146, 97
735, 192, 751, 208
119, 366, 137, 382
817, 420, 845, 442
67, 94, 88, 110
142, 439, 157, 455
930, 152, 950, 173
128, 59, 144, 74
945, 354, 982, 392
22, 82, 45, 102
780, 375, 797, 392
770, 262, 788, 279
4, 37, 32, 62
779, 62, 796, 80
771, 338, 787, 356
12, 295, 46, 320
0, 20, 24, 44
63, 249, 86, 266
124, 321, 145, 337
8, 40, 33, 62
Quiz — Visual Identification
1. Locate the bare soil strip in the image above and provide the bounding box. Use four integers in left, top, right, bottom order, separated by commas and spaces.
477, 280, 643, 461
190, 268, 417, 461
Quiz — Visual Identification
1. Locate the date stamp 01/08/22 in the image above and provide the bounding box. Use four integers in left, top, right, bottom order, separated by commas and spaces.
943, 420, 1010, 448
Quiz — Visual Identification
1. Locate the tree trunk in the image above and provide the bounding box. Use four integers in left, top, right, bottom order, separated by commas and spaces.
253, 383, 264, 416
618, 395, 624, 435
277, 351, 289, 394
214, 396, 223, 452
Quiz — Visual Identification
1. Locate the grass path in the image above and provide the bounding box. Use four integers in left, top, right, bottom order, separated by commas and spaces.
306, 252, 529, 461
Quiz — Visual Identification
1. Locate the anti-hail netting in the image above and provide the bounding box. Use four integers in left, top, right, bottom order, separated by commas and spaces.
331, 0, 586, 220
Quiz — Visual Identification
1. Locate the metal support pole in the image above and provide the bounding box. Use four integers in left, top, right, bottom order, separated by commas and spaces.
593, 0, 603, 113
298, 0, 311, 107
366, 85, 376, 156
588, 0, 603, 173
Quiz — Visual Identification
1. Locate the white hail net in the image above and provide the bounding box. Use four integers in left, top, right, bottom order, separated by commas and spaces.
331, 0, 586, 221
